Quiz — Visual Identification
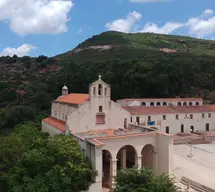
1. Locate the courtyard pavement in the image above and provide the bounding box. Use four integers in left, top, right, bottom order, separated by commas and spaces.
173, 142, 215, 190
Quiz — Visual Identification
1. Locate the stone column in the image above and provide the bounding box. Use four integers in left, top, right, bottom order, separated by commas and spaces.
111, 159, 118, 188
121, 149, 126, 169
136, 155, 142, 169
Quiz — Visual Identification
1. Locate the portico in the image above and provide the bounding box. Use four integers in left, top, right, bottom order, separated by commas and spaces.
75, 127, 173, 190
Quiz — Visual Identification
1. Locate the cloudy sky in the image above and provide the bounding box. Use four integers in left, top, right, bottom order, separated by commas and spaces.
0, 0, 215, 57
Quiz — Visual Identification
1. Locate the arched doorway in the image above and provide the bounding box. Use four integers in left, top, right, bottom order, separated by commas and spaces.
141, 144, 154, 170
116, 145, 137, 170
102, 150, 112, 188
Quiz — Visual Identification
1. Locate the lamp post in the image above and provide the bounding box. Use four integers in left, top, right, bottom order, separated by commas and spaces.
187, 142, 193, 158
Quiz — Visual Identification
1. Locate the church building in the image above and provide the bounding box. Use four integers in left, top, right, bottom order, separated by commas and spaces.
42, 76, 173, 192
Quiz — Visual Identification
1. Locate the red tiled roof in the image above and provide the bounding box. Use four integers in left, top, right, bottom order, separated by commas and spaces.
123, 106, 178, 115
87, 131, 171, 146
123, 98, 203, 102
55, 93, 89, 105
42, 117, 65, 132
208, 105, 215, 110
123, 105, 214, 115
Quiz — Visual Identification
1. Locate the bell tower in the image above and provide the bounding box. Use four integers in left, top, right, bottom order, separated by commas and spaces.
89, 75, 111, 100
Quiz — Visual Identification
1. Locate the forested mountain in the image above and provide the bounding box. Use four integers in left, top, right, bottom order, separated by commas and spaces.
1, 31, 215, 133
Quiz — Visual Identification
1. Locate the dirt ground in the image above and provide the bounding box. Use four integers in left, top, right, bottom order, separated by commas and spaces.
172, 142, 215, 190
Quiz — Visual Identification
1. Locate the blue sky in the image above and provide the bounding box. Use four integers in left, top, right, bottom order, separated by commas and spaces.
0, 0, 215, 57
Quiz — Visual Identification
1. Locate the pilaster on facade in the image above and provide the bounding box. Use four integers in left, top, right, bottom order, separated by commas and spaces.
136, 155, 142, 169
111, 159, 118, 188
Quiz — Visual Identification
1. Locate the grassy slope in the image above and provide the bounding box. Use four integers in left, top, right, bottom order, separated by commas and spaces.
58, 31, 215, 64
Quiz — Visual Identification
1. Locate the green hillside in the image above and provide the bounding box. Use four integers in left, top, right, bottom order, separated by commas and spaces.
1, 31, 215, 133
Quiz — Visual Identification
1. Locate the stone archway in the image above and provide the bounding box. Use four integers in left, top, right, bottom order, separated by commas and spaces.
102, 150, 112, 188
116, 145, 137, 170
141, 144, 154, 170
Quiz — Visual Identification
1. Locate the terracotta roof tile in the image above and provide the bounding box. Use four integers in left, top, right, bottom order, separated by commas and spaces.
42, 117, 65, 132
123, 98, 203, 102
55, 93, 89, 105
207, 105, 215, 111
123, 106, 178, 115
123, 105, 214, 115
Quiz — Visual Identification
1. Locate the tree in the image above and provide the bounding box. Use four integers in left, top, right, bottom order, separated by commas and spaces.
0, 122, 95, 192
114, 167, 180, 192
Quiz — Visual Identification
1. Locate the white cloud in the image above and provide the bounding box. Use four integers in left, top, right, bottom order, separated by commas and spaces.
202, 9, 214, 17
106, 9, 215, 38
105, 11, 142, 33
129, 0, 169, 2
106, 11, 183, 35
139, 22, 184, 34
0, 44, 36, 57
0, 0, 73, 35
186, 9, 215, 38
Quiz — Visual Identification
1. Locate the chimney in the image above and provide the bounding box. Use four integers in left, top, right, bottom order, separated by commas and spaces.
62, 85, 68, 95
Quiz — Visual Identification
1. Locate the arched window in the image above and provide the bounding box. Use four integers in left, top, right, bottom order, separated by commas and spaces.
183, 102, 187, 106
141, 102, 146, 106
163, 102, 167, 106
93, 87, 96, 95
156, 102, 161, 106
104, 87, 107, 96
196, 102, 199, 106
189, 102, 193, 106
150, 102, 154, 106
98, 84, 103, 96
177, 102, 181, 106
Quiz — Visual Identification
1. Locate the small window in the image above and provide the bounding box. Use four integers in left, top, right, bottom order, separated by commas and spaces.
206, 123, 210, 131
136, 116, 140, 125
157, 102, 161, 106
130, 117, 132, 122
202, 113, 205, 118
189, 102, 193, 106
98, 84, 102, 95
196, 102, 199, 106
104, 87, 107, 96
190, 114, 193, 119
181, 124, 184, 133
141, 102, 146, 106
166, 126, 169, 134
150, 102, 154, 106
208, 113, 211, 118
163, 102, 167, 106
163, 115, 166, 120
63, 113, 65, 120
190, 125, 194, 133
176, 115, 179, 120
183, 102, 187, 106
99, 106, 103, 112
178, 102, 181, 106
148, 116, 151, 121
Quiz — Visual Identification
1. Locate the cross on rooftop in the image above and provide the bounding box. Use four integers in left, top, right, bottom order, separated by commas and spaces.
98, 75, 102, 80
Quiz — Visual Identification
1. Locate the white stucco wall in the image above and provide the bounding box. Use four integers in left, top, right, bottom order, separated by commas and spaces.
67, 100, 130, 133
130, 112, 215, 134
41, 121, 63, 136
51, 102, 77, 121
117, 99, 203, 107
